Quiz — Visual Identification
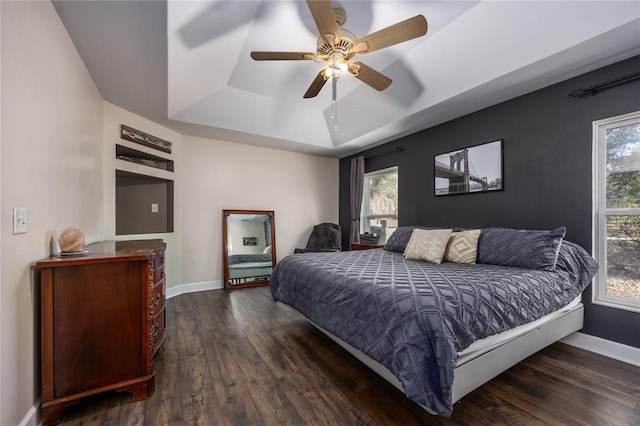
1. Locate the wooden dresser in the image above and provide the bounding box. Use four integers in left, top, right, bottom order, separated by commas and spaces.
32, 239, 167, 425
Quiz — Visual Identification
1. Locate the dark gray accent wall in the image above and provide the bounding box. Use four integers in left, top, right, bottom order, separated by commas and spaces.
339, 55, 640, 348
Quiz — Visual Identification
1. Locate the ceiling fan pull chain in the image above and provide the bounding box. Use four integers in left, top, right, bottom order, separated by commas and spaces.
331, 77, 339, 131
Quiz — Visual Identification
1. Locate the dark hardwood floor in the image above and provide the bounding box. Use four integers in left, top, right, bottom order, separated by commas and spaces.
60, 286, 640, 425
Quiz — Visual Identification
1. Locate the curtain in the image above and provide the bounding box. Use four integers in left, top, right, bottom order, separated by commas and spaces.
350, 156, 365, 243
264, 217, 272, 246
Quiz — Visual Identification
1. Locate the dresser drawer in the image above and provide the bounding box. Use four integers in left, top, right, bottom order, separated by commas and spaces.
149, 311, 165, 356
148, 279, 165, 316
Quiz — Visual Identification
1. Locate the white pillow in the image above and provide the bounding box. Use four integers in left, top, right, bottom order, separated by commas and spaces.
403, 229, 453, 264
262, 245, 272, 254
444, 229, 481, 264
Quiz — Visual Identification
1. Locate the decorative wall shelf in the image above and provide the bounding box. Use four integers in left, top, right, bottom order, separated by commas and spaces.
116, 144, 174, 172
121, 124, 172, 153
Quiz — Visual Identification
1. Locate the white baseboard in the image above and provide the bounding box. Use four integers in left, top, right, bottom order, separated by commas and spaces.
19, 397, 40, 426
561, 332, 640, 367
166, 280, 223, 299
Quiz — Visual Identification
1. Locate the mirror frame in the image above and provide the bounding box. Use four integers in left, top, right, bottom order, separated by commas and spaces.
222, 209, 276, 289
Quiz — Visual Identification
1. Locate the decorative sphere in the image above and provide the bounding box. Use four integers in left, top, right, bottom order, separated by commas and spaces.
58, 228, 85, 253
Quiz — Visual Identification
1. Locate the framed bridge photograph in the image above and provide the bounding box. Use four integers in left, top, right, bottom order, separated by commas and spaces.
434, 139, 504, 196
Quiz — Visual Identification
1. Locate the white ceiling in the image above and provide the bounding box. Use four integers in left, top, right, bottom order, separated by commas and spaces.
53, 1, 640, 158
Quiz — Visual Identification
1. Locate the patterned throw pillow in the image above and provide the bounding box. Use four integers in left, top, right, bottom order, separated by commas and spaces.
403, 229, 453, 264
444, 229, 481, 264
477, 226, 566, 270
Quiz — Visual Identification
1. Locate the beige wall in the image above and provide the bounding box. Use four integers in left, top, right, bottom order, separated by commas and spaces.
0, 3, 339, 424
0, 2, 104, 425
102, 106, 340, 292
1, 3, 4, 424
102, 102, 183, 291
181, 136, 338, 287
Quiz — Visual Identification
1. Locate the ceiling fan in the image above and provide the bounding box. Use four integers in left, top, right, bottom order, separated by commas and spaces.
250, 0, 428, 99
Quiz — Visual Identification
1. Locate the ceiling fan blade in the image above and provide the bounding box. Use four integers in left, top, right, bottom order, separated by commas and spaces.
304, 70, 329, 98
306, 0, 339, 48
353, 15, 427, 54
349, 62, 392, 91
251, 51, 316, 61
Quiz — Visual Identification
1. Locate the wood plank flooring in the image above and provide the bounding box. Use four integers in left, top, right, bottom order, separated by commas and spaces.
60, 286, 640, 425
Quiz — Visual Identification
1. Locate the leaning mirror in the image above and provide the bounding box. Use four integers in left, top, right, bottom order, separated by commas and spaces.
223, 210, 276, 289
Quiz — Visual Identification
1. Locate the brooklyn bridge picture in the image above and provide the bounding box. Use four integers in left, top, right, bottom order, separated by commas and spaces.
435, 139, 503, 196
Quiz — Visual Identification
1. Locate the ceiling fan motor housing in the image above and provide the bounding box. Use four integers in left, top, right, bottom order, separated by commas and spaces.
333, 7, 347, 26
317, 28, 356, 60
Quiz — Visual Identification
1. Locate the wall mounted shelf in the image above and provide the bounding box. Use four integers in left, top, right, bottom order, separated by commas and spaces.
116, 144, 174, 172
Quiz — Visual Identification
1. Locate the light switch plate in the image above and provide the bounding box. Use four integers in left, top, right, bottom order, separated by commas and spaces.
12, 208, 27, 234
151, 203, 159, 213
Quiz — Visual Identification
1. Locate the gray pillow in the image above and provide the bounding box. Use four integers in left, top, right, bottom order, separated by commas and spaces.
383, 226, 430, 252
384, 226, 462, 252
477, 227, 567, 271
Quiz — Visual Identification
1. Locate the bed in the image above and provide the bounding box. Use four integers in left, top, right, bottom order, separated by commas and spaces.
227, 253, 273, 282
270, 226, 598, 417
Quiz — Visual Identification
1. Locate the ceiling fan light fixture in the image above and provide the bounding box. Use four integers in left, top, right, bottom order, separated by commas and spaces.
324, 54, 348, 79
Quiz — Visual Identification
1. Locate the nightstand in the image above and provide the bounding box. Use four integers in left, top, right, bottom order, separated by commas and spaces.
350, 243, 385, 251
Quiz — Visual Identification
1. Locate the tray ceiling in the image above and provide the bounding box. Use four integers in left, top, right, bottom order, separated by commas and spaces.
53, 1, 640, 157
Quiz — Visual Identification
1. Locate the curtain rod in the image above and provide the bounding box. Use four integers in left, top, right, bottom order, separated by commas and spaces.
365, 145, 405, 160
569, 71, 640, 98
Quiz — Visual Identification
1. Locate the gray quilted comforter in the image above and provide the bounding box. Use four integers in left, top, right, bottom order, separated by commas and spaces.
270, 241, 597, 416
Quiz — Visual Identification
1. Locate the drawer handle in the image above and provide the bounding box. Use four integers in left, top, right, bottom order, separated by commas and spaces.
150, 322, 161, 339
149, 293, 161, 314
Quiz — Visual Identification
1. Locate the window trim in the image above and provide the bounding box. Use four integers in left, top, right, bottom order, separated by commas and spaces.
592, 110, 640, 313
361, 166, 398, 235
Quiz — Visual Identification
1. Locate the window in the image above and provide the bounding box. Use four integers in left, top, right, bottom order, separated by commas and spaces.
593, 111, 640, 312
361, 166, 398, 244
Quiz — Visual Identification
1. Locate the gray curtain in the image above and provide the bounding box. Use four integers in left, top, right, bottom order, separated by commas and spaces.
350, 156, 365, 243
263, 218, 272, 246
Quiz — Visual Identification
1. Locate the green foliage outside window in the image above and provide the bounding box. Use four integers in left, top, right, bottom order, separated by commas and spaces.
369, 172, 398, 216
605, 122, 639, 301
606, 123, 640, 209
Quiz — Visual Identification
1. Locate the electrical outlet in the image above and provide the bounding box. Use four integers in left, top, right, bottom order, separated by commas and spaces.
12, 208, 27, 234
151, 203, 159, 213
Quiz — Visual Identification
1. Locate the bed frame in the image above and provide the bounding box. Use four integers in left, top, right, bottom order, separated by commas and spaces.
228, 262, 272, 281
310, 303, 584, 413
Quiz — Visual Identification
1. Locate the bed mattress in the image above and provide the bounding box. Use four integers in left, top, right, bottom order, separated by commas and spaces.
456, 295, 581, 364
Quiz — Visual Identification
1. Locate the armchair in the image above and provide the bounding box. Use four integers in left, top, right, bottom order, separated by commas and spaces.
294, 223, 342, 253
